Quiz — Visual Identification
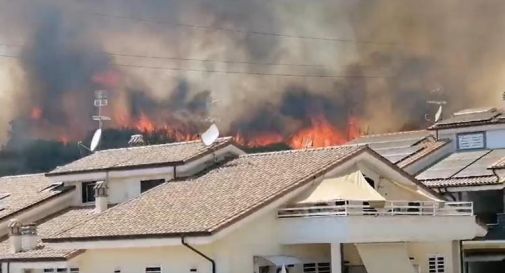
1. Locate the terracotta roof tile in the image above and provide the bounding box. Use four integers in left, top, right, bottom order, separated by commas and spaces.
48, 137, 235, 176
44, 145, 365, 241
421, 175, 500, 188
397, 140, 450, 168
489, 156, 505, 169
0, 174, 70, 221
0, 207, 95, 261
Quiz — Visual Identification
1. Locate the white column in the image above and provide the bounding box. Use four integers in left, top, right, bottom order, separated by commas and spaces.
331, 243, 342, 273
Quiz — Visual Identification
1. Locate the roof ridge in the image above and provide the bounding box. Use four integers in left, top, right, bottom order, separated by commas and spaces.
96, 137, 232, 153
0, 172, 46, 179
357, 130, 428, 138
241, 144, 362, 157
420, 174, 496, 181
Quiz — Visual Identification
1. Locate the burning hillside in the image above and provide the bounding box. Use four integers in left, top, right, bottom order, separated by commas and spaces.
1, 0, 505, 168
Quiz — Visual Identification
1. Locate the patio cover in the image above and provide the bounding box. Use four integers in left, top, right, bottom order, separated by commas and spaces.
297, 170, 385, 204
356, 243, 417, 273
383, 178, 442, 202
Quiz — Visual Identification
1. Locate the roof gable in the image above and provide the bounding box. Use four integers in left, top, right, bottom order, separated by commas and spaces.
44, 145, 366, 242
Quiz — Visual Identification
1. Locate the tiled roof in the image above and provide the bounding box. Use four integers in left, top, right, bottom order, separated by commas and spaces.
349, 130, 431, 145
45, 145, 366, 241
489, 157, 505, 169
349, 130, 448, 167
48, 137, 236, 176
421, 175, 500, 188
429, 108, 505, 130
0, 207, 95, 261
397, 140, 449, 168
0, 174, 72, 221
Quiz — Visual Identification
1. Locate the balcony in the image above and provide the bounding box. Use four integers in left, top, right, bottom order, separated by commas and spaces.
276, 200, 479, 244
278, 200, 473, 218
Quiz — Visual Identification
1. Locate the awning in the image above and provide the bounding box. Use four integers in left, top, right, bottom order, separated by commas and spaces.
254, 256, 302, 267
298, 170, 385, 204
384, 178, 442, 202
356, 243, 417, 273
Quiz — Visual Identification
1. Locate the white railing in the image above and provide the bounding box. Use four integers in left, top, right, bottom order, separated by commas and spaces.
277, 200, 473, 218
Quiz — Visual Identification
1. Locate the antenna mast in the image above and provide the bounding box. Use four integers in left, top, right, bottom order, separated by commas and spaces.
92, 90, 111, 129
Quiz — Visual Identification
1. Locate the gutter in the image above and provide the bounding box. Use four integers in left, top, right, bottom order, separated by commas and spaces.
181, 237, 216, 273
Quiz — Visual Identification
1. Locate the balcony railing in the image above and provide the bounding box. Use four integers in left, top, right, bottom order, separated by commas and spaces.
278, 201, 473, 218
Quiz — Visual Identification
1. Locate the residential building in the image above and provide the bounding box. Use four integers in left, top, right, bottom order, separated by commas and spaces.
0, 135, 482, 273
351, 107, 505, 273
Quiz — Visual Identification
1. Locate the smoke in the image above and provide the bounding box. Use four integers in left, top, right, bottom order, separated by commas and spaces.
0, 0, 504, 146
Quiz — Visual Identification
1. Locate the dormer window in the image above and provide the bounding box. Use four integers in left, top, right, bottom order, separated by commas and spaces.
82, 181, 97, 203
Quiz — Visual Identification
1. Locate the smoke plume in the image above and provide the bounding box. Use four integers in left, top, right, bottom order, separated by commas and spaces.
0, 0, 503, 147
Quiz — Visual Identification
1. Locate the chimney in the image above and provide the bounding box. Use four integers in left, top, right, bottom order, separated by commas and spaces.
8, 219, 22, 253
20, 223, 38, 251
94, 181, 108, 213
128, 134, 145, 147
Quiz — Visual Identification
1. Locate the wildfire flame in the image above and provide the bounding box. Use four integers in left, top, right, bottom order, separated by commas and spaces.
289, 115, 347, 149
235, 115, 360, 149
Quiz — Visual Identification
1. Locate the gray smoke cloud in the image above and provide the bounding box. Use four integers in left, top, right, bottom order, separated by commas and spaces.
0, 0, 503, 144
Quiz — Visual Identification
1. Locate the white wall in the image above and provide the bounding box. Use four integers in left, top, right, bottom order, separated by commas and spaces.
407, 241, 460, 273
72, 211, 329, 273
278, 215, 479, 244
486, 129, 505, 149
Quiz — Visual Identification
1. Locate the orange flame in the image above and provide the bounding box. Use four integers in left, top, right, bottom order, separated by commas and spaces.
289, 115, 347, 149
135, 113, 156, 133
235, 132, 284, 147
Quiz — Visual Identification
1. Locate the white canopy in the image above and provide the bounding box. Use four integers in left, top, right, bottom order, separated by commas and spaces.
384, 178, 442, 202
298, 170, 386, 204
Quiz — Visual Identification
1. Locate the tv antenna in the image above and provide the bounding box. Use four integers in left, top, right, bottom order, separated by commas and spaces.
92, 90, 111, 130
78, 90, 111, 152
426, 100, 447, 123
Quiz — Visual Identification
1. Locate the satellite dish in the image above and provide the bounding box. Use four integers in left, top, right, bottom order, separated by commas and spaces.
90, 128, 102, 152
201, 124, 219, 146
435, 105, 443, 122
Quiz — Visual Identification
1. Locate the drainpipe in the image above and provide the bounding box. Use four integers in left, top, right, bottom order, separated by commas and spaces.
181, 237, 216, 273
459, 240, 465, 273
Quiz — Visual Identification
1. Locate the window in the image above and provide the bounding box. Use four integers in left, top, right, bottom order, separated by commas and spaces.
56, 269, 67, 273
145, 267, 161, 273
303, 263, 330, 273
428, 255, 445, 273
82, 181, 97, 203
141, 179, 165, 193
69, 269, 79, 273
43, 270, 54, 273
457, 132, 485, 150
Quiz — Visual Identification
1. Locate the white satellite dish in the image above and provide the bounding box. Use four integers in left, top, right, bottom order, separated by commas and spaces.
90, 128, 102, 152
201, 124, 219, 146
435, 105, 443, 122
